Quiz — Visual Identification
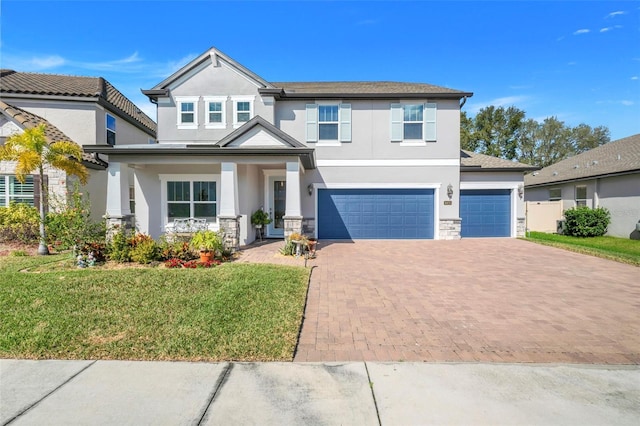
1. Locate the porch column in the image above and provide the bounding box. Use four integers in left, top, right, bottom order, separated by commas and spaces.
218, 162, 240, 251
105, 161, 133, 238
283, 160, 303, 238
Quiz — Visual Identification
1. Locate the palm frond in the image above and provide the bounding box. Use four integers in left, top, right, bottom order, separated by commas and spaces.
15, 151, 41, 183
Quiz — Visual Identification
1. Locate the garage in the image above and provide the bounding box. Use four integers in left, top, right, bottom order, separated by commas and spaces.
318, 188, 434, 239
460, 189, 511, 237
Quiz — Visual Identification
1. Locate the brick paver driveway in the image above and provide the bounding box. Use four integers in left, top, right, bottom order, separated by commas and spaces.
240, 239, 639, 364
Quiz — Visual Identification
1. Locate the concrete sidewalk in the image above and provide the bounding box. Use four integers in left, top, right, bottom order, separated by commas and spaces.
1, 360, 638, 425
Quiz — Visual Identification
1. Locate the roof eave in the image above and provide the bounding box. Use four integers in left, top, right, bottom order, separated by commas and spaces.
525, 168, 640, 188
461, 166, 539, 172
261, 90, 474, 100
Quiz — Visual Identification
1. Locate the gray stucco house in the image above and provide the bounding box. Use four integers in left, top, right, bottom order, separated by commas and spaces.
525, 134, 640, 239
0, 70, 156, 220
84, 47, 535, 247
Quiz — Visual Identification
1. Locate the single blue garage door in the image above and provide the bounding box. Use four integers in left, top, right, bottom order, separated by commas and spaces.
318, 188, 434, 239
460, 189, 511, 237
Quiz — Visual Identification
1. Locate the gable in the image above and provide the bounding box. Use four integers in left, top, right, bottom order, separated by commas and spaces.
0, 115, 22, 139
227, 127, 292, 148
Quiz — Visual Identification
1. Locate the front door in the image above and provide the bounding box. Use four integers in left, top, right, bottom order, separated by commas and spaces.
267, 176, 286, 237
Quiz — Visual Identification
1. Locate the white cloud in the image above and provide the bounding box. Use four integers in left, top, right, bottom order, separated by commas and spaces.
621, 100, 634, 106
2, 54, 66, 71
573, 29, 590, 35
600, 27, 611, 33
605, 11, 626, 18
567, 61, 577, 66
466, 96, 529, 114
632, 76, 639, 80
75, 52, 144, 72
30, 55, 66, 69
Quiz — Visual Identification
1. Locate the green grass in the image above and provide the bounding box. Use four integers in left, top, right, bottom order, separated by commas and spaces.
524, 232, 640, 266
0, 254, 310, 361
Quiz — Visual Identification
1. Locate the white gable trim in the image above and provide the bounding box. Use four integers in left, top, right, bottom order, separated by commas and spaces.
227, 127, 291, 147
316, 159, 460, 167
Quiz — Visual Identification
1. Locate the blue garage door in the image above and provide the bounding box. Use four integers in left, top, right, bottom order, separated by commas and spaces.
318, 188, 434, 239
460, 189, 511, 237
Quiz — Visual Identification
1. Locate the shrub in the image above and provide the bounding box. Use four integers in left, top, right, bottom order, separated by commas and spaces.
0, 202, 40, 243
190, 230, 223, 253
108, 227, 133, 262
563, 206, 611, 237
130, 238, 159, 264
46, 185, 105, 249
158, 238, 196, 261
11, 250, 28, 257
78, 241, 107, 262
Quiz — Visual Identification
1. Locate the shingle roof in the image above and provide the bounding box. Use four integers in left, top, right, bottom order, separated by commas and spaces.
270, 81, 470, 96
524, 134, 640, 187
0, 100, 107, 168
0, 70, 156, 135
461, 150, 538, 171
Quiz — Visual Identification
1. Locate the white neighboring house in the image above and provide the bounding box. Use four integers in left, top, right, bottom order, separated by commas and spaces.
525, 134, 640, 239
0, 70, 156, 220
83, 46, 536, 248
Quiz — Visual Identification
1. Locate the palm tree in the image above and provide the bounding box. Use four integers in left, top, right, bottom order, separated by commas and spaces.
0, 124, 88, 255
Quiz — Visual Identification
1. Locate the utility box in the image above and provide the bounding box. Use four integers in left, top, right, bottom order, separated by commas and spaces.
557, 220, 566, 235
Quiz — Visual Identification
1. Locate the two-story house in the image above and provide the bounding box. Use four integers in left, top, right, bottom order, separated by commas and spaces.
84, 47, 534, 248
0, 70, 156, 220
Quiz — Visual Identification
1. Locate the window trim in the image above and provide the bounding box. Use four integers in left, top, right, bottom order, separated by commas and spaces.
106, 113, 116, 146
575, 185, 587, 207
176, 96, 199, 129
204, 96, 227, 129
306, 102, 351, 145
232, 95, 255, 128
548, 188, 561, 201
390, 102, 437, 145
159, 174, 221, 226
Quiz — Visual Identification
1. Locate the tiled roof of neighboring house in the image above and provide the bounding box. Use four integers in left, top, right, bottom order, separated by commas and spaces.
270, 81, 471, 96
461, 150, 538, 171
0, 70, 156, 135
524, 134, 640, 187
0, 100, 107, 168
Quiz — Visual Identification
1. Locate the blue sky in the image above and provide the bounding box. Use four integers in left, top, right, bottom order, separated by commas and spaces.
1, 0, 638, 140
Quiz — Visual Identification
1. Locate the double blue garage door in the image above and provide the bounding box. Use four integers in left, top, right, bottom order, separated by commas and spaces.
460, 189, 511, 237
318, 188, 434, 239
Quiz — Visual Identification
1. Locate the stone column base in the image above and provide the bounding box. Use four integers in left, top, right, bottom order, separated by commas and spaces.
283, 216, 303, 239
439, 218, 461, 240
517, 217, 526, 237
219, 216, 240, 252
105, 214, 134, 241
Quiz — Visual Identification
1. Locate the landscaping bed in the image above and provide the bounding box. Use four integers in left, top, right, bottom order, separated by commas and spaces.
0, 254, 310, 361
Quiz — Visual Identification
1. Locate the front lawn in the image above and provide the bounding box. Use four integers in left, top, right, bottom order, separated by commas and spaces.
0, 254, 310, 361
524, 232, 640, 266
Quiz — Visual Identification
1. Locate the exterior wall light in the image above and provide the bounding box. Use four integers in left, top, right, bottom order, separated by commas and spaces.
447, 183, 453, 199
307, 184, 314, 196
518, 184, 524, 199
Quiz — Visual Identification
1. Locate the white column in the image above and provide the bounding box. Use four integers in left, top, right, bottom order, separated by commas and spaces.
285, 160, 302, 217
219, 162, 239, 217
106, 161, 131, 217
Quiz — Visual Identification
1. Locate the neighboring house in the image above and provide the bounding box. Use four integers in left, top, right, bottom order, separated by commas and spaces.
0, 70, 156, 220
525, 134, 640, 239
83, 47, 535, 247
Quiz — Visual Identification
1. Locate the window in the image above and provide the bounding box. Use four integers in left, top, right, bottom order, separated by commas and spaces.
0, 175, 35, 207
232, 96, 254, 127
129, 186, 135, 214
106, 114, 116, 145
176, 96, 199, 129
167, 180, 216, 221
390, 103, 437, 143
549, 188, 561, 201
305, 103, 351, 144
575, 185, 587, 207
204, 96, 227, 129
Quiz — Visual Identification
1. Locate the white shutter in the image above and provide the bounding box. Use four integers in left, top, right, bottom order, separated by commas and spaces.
306, 104, 318, 142
339, 103, 351, 142
424, 103, 437, 142
390, 103, 403, 141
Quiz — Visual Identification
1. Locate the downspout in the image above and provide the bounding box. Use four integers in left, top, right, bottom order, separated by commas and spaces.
460, 96, 468, 109
594, 178, 599, 208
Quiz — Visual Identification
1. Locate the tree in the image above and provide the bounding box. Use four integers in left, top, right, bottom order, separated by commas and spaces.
462, 106, 611, 168
0, 124, 88, 255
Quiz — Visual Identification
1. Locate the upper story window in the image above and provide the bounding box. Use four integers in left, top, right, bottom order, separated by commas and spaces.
306, 103, 351, 145
391, 103, 437, 144
106, 113, 116, 145
232, 96, 254, 128
575, 185, 587, 207
0, 175, 34, 207
549, 188, 561, 201
204, 96, 227, 129
176, 96, 199, 129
